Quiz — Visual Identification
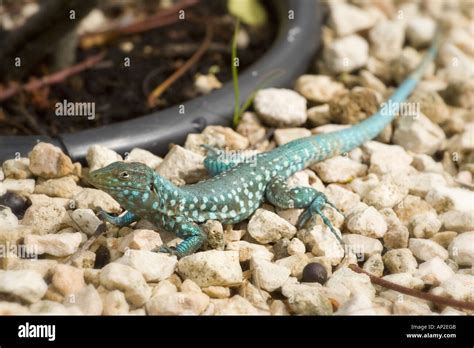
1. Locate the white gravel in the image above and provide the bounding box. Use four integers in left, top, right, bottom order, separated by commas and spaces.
0, 1, 472, 316
253, 88, 307, 127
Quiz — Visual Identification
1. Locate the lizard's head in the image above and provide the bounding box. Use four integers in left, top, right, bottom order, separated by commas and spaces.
88, 161, 155, 196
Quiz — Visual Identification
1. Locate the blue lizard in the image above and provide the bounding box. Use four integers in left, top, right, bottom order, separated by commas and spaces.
88, 32, 441, 257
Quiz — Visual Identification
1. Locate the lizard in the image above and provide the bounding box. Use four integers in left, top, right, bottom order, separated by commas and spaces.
88, 32, 441, 258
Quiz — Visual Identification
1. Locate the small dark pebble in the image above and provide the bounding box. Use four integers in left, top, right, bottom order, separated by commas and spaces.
302, 262, 328, 284
94, 245, 111, 269
0, 191, 31, 218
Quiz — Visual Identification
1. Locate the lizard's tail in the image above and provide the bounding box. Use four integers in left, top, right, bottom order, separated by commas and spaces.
334, 29, 441, 153
320, 28, 443, 158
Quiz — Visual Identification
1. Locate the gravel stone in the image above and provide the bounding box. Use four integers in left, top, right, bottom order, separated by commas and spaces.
177, 250, 243, 287
253, 88, 307, 127
324, 35, 369, 73
29, 142, 74, 178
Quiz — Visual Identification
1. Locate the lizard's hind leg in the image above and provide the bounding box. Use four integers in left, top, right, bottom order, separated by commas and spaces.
265, 176, 344, 244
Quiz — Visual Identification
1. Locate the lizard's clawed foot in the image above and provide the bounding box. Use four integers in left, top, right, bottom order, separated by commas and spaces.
95, 208, 138, 227
157, 245, 182, 258
95, 207, 114, 223
297, 193, 344, 244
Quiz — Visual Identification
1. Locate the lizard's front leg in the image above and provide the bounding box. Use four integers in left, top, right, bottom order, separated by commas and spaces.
97, 209, 139, 227
158, 215, 207, 258
265, 176, 343, 244
202, 145, 240, 176
202, 145, 256, 176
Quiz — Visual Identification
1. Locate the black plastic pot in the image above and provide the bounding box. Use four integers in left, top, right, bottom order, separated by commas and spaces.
0, 0, 325, 163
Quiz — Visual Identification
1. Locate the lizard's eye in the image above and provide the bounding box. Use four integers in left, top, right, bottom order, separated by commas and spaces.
119, 171, 129, 179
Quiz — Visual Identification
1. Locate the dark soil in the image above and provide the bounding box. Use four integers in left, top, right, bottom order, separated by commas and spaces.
0, 0, 276, 135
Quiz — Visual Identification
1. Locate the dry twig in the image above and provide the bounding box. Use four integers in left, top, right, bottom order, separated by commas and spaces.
147, 21, 213, 108
66, 223, 107, 265
349, 264, 474, 311
80, 0, 199, 48
0, 52, 106, 102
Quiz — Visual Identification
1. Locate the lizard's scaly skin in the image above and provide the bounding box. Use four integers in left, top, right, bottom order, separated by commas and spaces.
88, 33, 441, 257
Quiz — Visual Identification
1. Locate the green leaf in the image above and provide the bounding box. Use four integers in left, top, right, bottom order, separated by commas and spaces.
228, 0, 268, 26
